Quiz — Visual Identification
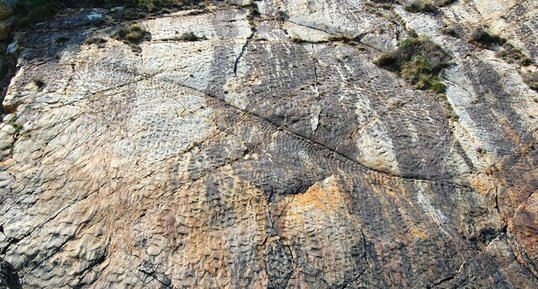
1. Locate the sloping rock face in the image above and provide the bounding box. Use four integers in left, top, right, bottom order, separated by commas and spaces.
0, 0, 537, 288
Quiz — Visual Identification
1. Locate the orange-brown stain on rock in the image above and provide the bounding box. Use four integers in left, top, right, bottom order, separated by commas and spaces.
287, 176, 350, 213
469, 173, 498, 196
509, 191, 538, 262
408, 227, 428, 240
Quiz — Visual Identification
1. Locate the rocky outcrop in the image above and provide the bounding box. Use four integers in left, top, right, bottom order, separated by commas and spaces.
0, 0, 537, 288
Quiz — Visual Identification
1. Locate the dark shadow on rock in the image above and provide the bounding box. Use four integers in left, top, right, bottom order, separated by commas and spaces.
0, 6, 154, 114
0, 8, 110, 114
0, 258, 22, 289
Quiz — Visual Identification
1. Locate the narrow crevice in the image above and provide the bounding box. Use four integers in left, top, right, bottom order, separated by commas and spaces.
138, 268, 172, 288
27, 233, 78, 274
429, 274, 457, 288
281, 19, 377, 51
233, 28, 255, 77
429, 259, 467, 288
494, 191, 501, 215
360, 230, 369, 265
72, 249, 108, 289
62, 62, 77, 94
233, 5, 258, 77
507, 236, 538, 279
330, 267, 368, 289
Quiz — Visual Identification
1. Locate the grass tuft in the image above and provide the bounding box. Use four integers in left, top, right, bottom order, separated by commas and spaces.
115, 24, 151, 44
174, 31, 206, 41
375, 36, 451, 94
468, 27, 506, 49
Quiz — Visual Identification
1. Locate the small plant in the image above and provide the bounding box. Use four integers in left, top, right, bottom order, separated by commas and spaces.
247, 2, 260, 20
429, 79, 448, 94
116, 24, 151, 44
520, 58, 533, 66
442, 24, 459, 37
10, 0, 205, 29
174, 31, 206, 41
441, 97, 459, 121
496, 43, 533, 66
7, 115, 23, 135
276, 10, 290, 21
437, 0, 457, 7
404, 0, 438, 13
469, 27, 506, 49
375, 36, 451, 93
85, 36, 108, 46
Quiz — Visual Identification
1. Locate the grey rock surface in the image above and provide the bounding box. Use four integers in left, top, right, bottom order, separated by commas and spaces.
0, 0, 537, 288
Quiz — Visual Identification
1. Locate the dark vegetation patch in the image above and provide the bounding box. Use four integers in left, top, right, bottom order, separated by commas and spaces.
375, 37, 451, 94
469, 27, 533, 66
441, 24, 461, 38
247, 2, 260, 20
12, 0, 203, 29
370, 0, 398, 8
85, 36, 108, 46
497, 43, 533, 66
275, 10, 290, 22
436, 0, 457, 6
127, 0, 201, 11
404, 0, 438, 14
404, 0, 457, 13
115, 24, 151, 44
468, 27, 506, 49
172, 31, 207, 41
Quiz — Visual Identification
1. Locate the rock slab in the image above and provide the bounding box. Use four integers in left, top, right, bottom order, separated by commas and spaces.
0, 1, 537, 288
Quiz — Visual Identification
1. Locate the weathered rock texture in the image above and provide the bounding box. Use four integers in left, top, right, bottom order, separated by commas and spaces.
0, 0, 537, 288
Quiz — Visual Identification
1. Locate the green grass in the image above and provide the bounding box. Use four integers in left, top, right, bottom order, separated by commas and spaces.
375, 36, 451, 94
